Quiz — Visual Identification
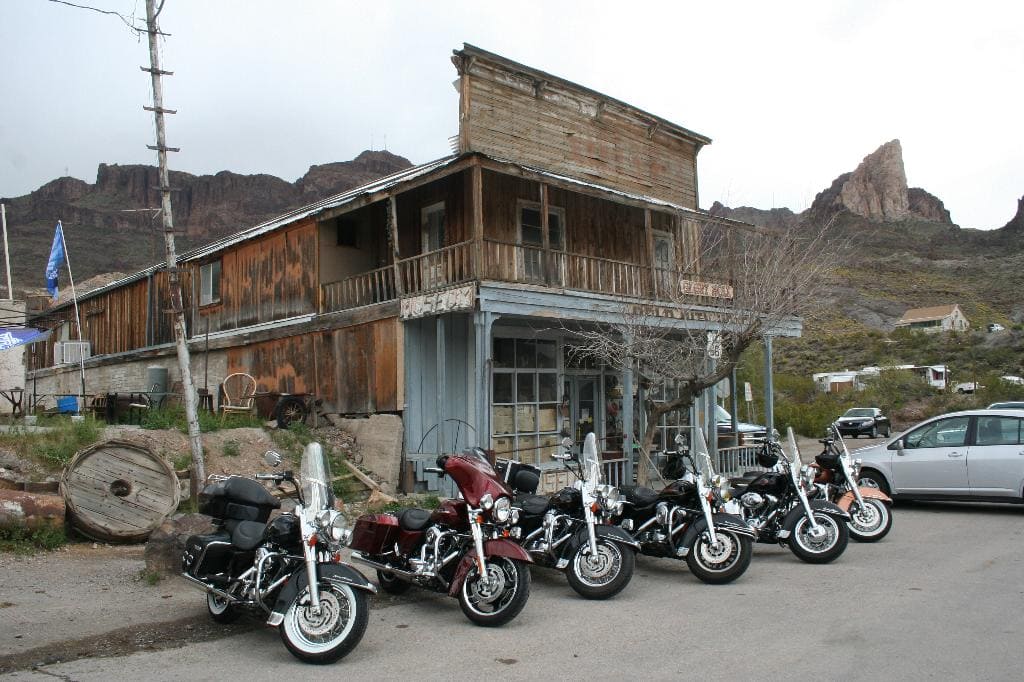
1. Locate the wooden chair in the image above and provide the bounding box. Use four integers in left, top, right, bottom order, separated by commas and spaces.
220, 373, 256, 417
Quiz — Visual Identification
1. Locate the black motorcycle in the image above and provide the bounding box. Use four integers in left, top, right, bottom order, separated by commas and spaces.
510, 433, 639, 599
181, 444, 375, 664
729, 427, 851, 563
617, 430, 755, 584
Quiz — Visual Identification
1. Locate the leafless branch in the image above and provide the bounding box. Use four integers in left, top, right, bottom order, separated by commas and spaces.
48, 0, 144, 34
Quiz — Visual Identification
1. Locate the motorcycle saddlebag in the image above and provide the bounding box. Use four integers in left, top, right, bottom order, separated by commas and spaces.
348, 514, 401, 554
182, 531, 233, 579
198, 476, 280, 522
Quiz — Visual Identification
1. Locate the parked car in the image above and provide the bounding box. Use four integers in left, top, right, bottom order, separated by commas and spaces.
715, 405, 766, 445
988, 323, 1006, 333
988, 402, 1024, 410
1000, 375, 1024, 386
954, 382, 983, 394
852, 409, 1024, 502
833, 407, 890, 439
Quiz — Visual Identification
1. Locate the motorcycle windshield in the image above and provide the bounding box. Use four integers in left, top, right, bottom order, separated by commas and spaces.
690, 428, 715, 486
784, 426, 802, 467
580, 432, 601, 493
300, 442, 334, 512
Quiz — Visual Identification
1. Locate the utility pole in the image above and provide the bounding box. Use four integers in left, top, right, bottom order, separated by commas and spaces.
144, 0, 205, 482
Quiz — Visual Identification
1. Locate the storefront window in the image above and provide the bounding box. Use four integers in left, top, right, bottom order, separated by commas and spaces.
492, 338, 560, 465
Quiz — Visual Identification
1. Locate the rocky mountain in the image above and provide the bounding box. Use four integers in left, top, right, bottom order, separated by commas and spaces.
712, 139, 1024, 335
0, 150, 412, 295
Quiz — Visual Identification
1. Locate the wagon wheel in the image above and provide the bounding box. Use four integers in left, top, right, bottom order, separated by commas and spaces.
275, 397, 309, 429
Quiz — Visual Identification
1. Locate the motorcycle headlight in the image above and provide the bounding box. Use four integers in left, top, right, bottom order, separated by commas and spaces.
599, 486, 621, 514
492, 496, 511, 523
330, 513, 350, 544
480, 493, 494, 511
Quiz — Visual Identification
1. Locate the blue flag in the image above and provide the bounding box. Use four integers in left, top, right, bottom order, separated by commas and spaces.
0, 326, 51, 351
46, 221, 65, 301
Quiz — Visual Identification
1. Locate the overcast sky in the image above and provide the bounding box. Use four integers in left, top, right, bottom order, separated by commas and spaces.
2, 0, 1021, 229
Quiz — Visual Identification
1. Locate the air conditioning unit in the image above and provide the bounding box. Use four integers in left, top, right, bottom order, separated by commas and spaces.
54, 341, 91, 365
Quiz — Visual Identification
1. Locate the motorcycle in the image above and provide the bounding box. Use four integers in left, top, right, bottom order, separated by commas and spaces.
729, 427, 851, 563
617, 429, 755, 584
348, 448, 532, 627
510, 433, 638, 599
808, 424, 893, 542
181, 443, 374, 664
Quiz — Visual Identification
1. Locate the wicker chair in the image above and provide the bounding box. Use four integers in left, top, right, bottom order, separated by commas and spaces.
220, 373, 256, 416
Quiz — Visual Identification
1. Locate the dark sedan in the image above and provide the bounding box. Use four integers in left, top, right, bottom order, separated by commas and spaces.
834, 407, 891, 438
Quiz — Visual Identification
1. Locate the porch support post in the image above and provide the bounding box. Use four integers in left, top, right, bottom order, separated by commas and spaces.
706, 358, 718, 458
621, 340, 634, 485
436, 315, 446, 455
473, 310, 493, 448
645, 210, 656, 297
539, 182, 550, 284
472, 163, 484, 278
730, 366, 739, 437
763, 334, 774, 432
387, 196, 403, 296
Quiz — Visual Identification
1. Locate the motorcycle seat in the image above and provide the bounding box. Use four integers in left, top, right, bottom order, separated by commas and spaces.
514, 494, 551, 517
620, 485, 659, 507
399, 507, 432, 531
228, 519, 266, 551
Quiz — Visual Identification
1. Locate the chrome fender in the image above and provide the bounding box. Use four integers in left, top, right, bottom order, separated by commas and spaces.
679, 513, 756, 555
780, 499, 850, 537
447, 539, 533, 597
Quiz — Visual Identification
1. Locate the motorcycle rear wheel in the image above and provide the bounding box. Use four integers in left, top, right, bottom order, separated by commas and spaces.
279, 581, 369, 664
206, 592, 240, 624
685, 530, 752, 584
788, 512, 848, 564
565, 538, 635, 599
458, 556, 530, 627
847, 498, 892, 543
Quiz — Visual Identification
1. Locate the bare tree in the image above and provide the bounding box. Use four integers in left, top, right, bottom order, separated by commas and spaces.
569, 216, 842, 484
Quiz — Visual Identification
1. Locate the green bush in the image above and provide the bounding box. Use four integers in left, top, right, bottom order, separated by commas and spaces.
0, 416, 103, 468
141, 406, 263, 433
0, 525, 67, 554
222, 440, 241, 457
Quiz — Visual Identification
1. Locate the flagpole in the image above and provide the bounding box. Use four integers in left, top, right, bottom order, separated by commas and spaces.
57, 221, 86, 407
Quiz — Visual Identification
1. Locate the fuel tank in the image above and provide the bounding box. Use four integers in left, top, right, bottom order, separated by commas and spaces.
430, 499, 469, 531
744, 471, 789, 497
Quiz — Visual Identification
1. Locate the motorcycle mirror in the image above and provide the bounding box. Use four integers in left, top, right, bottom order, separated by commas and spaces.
674, 433, 685, 447
560, 436, 574, 450
263, 450, 283, 467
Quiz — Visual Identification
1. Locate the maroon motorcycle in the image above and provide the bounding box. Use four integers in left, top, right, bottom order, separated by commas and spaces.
348, 449, 532, 627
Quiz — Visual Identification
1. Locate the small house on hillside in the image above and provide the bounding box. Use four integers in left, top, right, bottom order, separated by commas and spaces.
894, 304, 969, 333
813, 364, 948, 392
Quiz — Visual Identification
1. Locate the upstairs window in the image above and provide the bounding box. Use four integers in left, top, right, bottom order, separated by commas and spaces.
421, 202, 446, 252
200, 260, 221, 306
518, 202, 565, 281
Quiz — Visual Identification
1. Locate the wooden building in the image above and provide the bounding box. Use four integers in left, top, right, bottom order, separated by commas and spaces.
26, 45, 798, 491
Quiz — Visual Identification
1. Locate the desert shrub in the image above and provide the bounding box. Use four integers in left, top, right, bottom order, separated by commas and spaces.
0, 525, 67, 553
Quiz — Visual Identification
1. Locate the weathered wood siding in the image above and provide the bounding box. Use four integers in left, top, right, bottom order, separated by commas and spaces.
197, 219, 317, 333
331, 318, 401, 414
457, 52, 701, 208
396, 172, 468, 259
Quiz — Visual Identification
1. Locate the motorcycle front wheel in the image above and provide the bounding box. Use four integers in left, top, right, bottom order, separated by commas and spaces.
847, 498, 892, 542
279, 581, 369, 664
458, 556, 530, 627
685, 530, 752, 584
565, 538, 635, 599
788, 512, 849, 564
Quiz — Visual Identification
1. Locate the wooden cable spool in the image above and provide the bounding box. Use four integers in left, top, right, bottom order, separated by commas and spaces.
60, 439, 180, 543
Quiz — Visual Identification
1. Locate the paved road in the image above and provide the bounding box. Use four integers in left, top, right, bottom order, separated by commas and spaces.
5, 499, 1024, 681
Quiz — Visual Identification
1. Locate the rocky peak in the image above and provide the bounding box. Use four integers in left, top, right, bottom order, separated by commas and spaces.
810, 140, 909, 222
297, 150, 412, 199
1001, 195, 1024, 232
907, 187, 954, 226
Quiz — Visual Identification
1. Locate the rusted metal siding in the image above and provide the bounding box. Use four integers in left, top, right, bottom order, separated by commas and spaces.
226, 332, 326, 395
198, 219, 317, 333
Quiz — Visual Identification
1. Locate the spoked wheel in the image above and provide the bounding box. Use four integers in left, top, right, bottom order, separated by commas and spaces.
565, 538, 635, 599
275, 397, 309, 430
847, 498, 892, 542
685, 530, 752, 584
377, 569, 412, 595
458, 556, 530, 627
280, 581, 369, 664
206, 592, 240, 624
788, 512, 849, 564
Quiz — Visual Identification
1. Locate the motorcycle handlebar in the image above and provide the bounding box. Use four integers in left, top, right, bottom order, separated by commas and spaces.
255, 473, 281, 481
423, 467, 444, 475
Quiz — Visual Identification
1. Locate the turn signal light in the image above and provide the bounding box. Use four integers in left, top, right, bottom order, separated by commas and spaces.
591, 502, 601, 513
308, 535, 318, 547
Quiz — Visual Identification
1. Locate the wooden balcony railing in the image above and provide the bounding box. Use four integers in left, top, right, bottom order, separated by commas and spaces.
322, 265, 396, 312
321, 237, 733, 313
397, 240, 474, 295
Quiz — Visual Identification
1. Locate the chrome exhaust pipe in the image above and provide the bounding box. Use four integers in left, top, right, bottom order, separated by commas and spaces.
350, 552, 423, 582
180, 572, 238, 603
